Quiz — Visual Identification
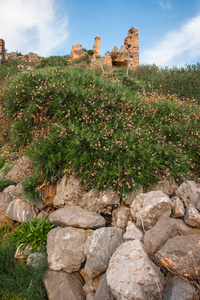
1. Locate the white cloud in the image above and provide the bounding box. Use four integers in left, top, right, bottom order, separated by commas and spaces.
158, 1, 171, 10
0, 0, 69, 56
141, 14, 200, 67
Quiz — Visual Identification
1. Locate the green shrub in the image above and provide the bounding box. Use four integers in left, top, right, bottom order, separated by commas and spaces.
11, 216, 56, 253
35, 56, 69, 69
0, 234, 47, 299
0, 178, 15, 192
1, 66, 199, 199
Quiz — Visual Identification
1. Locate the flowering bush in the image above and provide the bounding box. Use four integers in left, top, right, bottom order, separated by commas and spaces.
1, 66, 199, 200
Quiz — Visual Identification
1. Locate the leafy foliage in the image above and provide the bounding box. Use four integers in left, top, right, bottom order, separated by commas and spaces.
11, 216, 56, 253
35, 56, 69, 69
0, 64, 199, 200
0, 223, 48, 299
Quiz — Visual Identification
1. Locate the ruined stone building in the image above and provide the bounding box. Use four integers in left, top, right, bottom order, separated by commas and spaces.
69, 27, 139, 69
0, 39, 6, 64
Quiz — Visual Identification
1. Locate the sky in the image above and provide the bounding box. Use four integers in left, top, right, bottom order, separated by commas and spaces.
0, 0, 200, 68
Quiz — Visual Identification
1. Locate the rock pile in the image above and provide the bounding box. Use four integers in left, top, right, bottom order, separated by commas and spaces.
1, 154, 200, 299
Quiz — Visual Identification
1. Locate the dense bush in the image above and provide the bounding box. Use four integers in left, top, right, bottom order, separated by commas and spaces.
35, 56, 69, 69
1, 66, 199, 200
132, 63, 200, 103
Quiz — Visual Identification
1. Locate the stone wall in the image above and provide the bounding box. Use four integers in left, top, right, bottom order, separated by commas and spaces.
0, 39, 6, 64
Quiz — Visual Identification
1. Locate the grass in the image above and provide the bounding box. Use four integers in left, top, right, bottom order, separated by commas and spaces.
0, 220, 48, 300
0, 61, 199, 201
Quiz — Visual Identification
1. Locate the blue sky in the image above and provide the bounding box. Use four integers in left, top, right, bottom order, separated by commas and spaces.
0, 0, 200, 67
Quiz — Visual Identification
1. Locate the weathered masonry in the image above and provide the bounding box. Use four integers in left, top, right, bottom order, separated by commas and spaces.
0, 39, 6, 64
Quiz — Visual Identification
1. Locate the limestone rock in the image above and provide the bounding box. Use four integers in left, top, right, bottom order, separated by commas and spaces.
36, 210, 48, 220
27, 252, 46, 268
184, 205, 200, 228
53, 175, 83, 207
95, 273, 115, 300
163, 277, 196, 300
6, 199, 36, 222
155, 233, 200, 277
93, 36, 101, 57
123, 221, 143, 241
130, 190, 172, 230
43, 269, 85, 300
175, 180, 200, 208
47, 226, 87, 272
122, 186, 143, 206
84, 227, 124, 279
6, 156, 32, 183
98, 190, 120, 215
48, 205, 106, 229
107, 240, 164, 300
0, 183, 24, 216
112, 207, 129, 229
171, 196, 185, 218
80, 189, 100, 212
143, 216, 199, 255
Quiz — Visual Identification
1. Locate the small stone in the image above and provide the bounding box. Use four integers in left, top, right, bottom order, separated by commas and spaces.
184, 205, 200, 228
171, 196, 185, 218
112, 207, 129, 229
123, 221, 143, 241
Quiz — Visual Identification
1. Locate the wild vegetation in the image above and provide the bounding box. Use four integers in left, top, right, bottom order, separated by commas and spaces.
0, 55, 199, 299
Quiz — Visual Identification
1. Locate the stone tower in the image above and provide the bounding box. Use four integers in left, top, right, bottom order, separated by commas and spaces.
93, 36, 101, 57
0, 39, 6, 64
124, 27, 139, 68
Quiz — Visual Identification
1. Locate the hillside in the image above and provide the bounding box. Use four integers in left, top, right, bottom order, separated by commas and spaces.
0, 57, 199, 199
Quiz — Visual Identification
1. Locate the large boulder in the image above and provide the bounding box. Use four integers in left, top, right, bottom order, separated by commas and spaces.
53, 175, 83, 207
48, 205, 106, 229
47, 226, 87, 272
43, 269, 85, 300
107, 240, 164, 300
84, 227, 124, 278
163, 277, 196, 300
6, 156, 32, 183
143, 216, 199, 255
175, 180, 200, 208
6, 199, 37, 222
130, 190, 172, 230
155, 233, 200, 277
